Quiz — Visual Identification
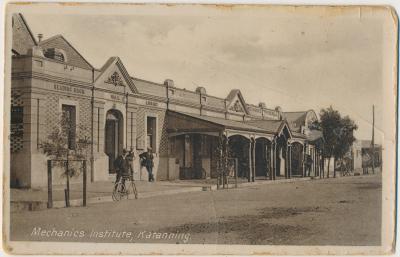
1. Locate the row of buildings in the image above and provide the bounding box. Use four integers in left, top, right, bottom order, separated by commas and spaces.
11, 13, 328, 188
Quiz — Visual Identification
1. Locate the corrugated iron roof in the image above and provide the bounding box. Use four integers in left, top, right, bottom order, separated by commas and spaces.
244, 119, 284, 134
167, 110, 269, 134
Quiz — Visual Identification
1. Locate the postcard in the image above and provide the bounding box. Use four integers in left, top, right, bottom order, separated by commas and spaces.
3, 3, 398, 255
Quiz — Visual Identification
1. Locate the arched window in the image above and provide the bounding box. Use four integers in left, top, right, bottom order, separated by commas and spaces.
44, 48, 67, 62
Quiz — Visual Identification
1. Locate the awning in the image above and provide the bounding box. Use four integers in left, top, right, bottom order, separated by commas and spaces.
166, 110, 271, 136
245, 119, 285, 134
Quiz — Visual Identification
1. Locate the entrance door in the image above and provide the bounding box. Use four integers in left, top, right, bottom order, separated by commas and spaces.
105, 110, 123, 174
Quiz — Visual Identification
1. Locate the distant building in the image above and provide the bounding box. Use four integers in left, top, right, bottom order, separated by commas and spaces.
335, 139, 382, 174
10, 14, 324, 188
361, 140, 382, 169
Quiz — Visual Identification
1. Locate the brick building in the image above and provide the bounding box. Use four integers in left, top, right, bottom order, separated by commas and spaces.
10, 14, 324, 188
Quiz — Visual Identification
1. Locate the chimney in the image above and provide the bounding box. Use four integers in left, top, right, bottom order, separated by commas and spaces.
38, 33, 43, 43
164, 79, 174, 88
195, 86, 206, 95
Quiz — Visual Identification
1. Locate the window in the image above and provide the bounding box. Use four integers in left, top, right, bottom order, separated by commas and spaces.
11, 106, 23, 124
44, 48, 66, 62
147, 116, 156, 151
11, 106, 23, 137
62, 105, 76, 150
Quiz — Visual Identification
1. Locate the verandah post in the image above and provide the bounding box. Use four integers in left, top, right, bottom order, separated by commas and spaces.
288, 144, 292, 178
252, 138, 255, 182
311, 147, 314, 177
285, 144, 289, 179
316, 151, 319, 177
235, 158, 238, 188
217, 132, 223, 189
269, 142, 273, 180
223, 135, 229, 188
302, 144, 306, 177
313, 148, 317, 178
248, 139, 251, 182
272, 140, 276, 180
319, 151, 322, 179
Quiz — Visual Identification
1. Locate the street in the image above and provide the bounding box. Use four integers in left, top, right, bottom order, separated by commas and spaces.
10, 174, 381, 246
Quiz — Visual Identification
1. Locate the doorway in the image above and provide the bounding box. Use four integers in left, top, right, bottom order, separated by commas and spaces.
291, 142, 304, 176
255, 138, 272, 178
228, 135, 250, 179
105, 109, 124, 174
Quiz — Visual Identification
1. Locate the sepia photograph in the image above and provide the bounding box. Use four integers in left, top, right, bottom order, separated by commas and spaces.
3, 3, 397, 255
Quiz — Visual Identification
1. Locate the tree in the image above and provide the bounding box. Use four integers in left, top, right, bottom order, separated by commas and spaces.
319, 106, 357, 178
40, 110, 92, 182
214, 134, 230, 188
332, 116, 358, 177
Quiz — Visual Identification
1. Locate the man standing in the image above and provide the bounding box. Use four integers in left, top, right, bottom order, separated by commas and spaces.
362, 152, 370, 175
126, 147, 135, 177
306, 154, 313, 177
140, 147, 155, 182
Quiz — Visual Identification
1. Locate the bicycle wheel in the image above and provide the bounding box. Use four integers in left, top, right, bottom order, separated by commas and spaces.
131, 181, 138, 199
112, 182, 124, 201
125, 180, 136, 200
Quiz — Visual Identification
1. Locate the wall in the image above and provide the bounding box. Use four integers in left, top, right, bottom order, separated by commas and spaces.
136, 106, 168, 180
11, 55, 94, 188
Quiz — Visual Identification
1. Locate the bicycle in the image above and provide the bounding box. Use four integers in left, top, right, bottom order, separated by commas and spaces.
112, 174, 138, 201
342, 168, 352, 176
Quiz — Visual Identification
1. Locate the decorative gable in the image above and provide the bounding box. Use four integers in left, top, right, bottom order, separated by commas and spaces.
226, 89, 248, 114
229, 98, 245, 113
277, 121, 292, 139
95, 57, 137, 94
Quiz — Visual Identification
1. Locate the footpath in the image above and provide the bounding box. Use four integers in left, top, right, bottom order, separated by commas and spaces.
10, 172, 377, 212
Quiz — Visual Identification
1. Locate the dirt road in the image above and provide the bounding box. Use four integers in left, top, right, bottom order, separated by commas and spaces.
10, 174, 381, 245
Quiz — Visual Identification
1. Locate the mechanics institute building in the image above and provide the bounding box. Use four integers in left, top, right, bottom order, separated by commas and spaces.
10, 14, 323, 188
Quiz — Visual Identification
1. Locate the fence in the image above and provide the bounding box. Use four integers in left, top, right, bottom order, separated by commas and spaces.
47, 159, 87, 208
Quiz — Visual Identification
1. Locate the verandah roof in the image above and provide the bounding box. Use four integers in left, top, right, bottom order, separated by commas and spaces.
245, 119, 289, 135
167, 110, 307, 138
166, 110, 267, 134
166, 110, 310, 141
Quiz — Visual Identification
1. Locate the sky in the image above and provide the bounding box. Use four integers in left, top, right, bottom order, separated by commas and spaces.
21, 5, 389, 143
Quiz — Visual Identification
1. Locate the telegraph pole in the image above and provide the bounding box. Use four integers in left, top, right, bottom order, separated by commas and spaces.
371, 105, 375, 174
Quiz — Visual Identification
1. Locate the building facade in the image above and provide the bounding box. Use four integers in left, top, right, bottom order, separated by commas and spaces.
10, 14, 324, 188
351, 140, 382, 172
